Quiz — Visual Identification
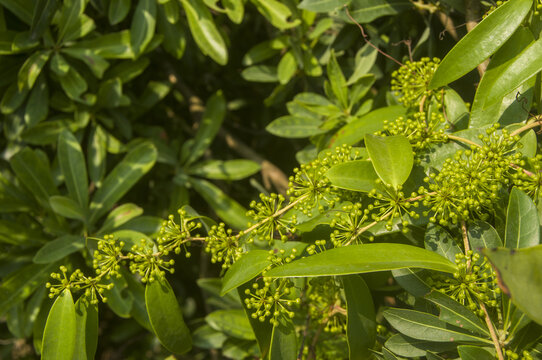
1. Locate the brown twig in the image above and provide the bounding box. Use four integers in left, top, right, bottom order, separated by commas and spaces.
480, 302, 505, 360
437, 11, 458, 40
510, 115, 542, 137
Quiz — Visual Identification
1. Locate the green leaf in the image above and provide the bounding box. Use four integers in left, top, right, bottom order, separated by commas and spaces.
17, 50, 50, 91
429, 0, 533, 89
326, 160, 379, 192
33, 235, 85, 264
189, 178, 250, 229
385, 334, 456, 357
266, 116, 326, 138
249, 0, 299, 30
24, 75, 49, 127
341, 0, 411, 23
425, 291, 489, 337
1, 82, 29, 114
146, 277, 192, 354
241, 65, 279, 82
484, 245, 542, 326
41, 289, 76, 360
329, 106, 406, 147
131, 0, 157, 57
392, 268, 432, 297
57, 0, 85, 44
98, 203, 143, 234
158, 4, 186, 59
268, 313, 297, 360
467, 220, 502, 255
0, 0, 33, 24
265, 243, 457, 278
109, 0, 130, 25
73, 299, 98, 360
484, 36, 542, 107
50, 52, 70, 77
242, 36, 288, 66
298, 0, 348, 12
206, 309, 256, 340
89, 141, 157, 224
49, 195, 86, 221
424, 223, 461, 262
58, 130, 89, 209
73, 31, 134, 59
347, 44, 378, 85
0, 262, 57, 315
277, 51, 297, 84
193, 324, 227, 349
180, 0, 228, 65
96, 78, 123, 108
59, 67, 88, 100
327, 50, 348, 109
505, 188, 540, 249
457, 345, 494, 360
61, 48, 110, 78
183, 91, 226, 165
221, 250, 272, 295
383, 308, 492, 344
87, 124, 107, 187
188, 159, 261, 180
223, 0, 244, 23
342, 275, 376, 359
10, 148, 58, 209
365, 134, 413, 188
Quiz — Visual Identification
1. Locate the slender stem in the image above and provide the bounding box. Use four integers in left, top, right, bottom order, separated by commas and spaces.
480, 302, 504, 360
343, 5, 404, 67
461, 220, 471, 270
446, 134, 482, 148
510, 115, 542, 137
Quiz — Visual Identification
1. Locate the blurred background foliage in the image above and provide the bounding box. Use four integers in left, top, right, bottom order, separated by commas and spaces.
0, 0, 490, 358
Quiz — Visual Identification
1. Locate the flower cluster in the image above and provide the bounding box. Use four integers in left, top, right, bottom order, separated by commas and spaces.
391, 57, 441, 108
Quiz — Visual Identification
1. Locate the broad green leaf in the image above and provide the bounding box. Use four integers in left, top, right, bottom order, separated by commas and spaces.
105, 57, 150, 83
329, 106, 406, 147
89, 142, 157, 224
0, 262, 57, 315
87, 125, 107, 186
103, 276, 133, 318
457, 345, 494, 360
467, 220, 502, 255
327, 50, 348, 109
109, 0, 130, 25
505, 188, 539, 249
180, 0, 228, 65
347, 44, 378, 85
443, 87, 469, 126
0, 219, 44, 245
342, 275, 375, 359
61, 48, 110, 78
266, 116, 326, 138
299, 0, 348, 12
0, 0, 33, 24
425, 291, 489, 337
250, 0, 299, 30
424, 223, 461, 262
0, 174, 34, 213
121, 268, 152, 331
392, 268, 432, 297
365, 134, 413, 188
17, 50, 50, 91
221, 250, 272, 295
73, 31, 134, 59
21, 120, 70, 145
63, 14, 96, 43
484, 245, 542, 325
57, 0, 85, 44
49, 196, 86, 221
58, 130, 89, 209
341, 0, 411, 23
265, 243, 458, 278
268, 313, 297, 360
206, 309, 255, 340
33, 235, 85, 264
190, 179, 250, 229
146, 277, 192, 354
241, 65, 279, 82
188, 159, 261, 181
383, 308, 492, 344
131, 0, 157, 56
42, 290, 76, 360
385, 334, 456, 357
158, 4, 186, 59
98, 203, 143, 234
184, 91, 226, 165
242, 36, 288, 66
326, 160, 379, 192
24, 76, 49, 126
96, 78, 123, 108
50, 52, 70, 77
277, 51, 297, 84
193, 324, 227, 349
223, 0, 244, 23
59, 67, 88, 100
429, 0, 533, 89
469, 27, 535, 128
73, 299, 98, 360
1, 82, 29, 114
10, 147, 58, 208
484, 36, 542, 107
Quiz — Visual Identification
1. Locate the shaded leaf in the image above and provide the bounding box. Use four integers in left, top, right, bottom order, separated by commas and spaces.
33, 235, 85, 264
221, 250, 272, 295
206, 309, 255, 340
41, 290, 76, 360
